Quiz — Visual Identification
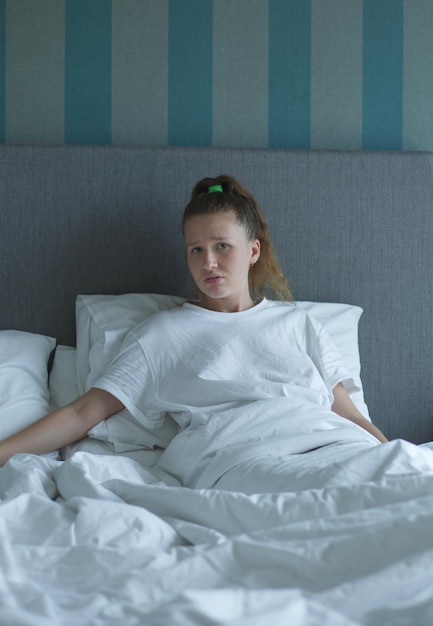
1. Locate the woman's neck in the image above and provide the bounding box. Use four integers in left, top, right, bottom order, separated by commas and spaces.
196, 295, 258, 313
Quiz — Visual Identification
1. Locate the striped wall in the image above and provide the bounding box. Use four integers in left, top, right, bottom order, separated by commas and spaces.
1, 0, 432, 151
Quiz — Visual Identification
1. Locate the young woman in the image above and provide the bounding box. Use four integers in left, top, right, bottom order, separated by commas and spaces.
0, 175, 387, 468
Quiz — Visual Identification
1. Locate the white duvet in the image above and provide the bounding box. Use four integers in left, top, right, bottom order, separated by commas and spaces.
2, 402, 433, 625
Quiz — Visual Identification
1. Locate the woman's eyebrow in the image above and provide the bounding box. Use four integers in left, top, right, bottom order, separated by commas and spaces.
186, 234, 232, 246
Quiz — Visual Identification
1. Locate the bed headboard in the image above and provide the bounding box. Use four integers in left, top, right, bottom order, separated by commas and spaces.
1, 145, 432, 444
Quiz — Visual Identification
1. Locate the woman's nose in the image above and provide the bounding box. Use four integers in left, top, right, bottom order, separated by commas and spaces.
203, 250, 217, 269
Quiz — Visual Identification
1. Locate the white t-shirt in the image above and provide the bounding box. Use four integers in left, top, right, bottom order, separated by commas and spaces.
94, 299, 353, 430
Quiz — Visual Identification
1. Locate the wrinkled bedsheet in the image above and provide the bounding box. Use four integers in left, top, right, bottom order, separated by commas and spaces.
2, 406, 433, 625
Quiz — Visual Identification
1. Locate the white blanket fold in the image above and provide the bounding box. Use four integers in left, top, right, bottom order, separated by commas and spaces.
157, 397, 380, 488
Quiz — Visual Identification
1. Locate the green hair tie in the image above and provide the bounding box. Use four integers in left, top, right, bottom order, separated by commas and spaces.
208, 184, 224, 194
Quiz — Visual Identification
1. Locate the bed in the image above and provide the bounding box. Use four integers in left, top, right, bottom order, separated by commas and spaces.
1, 145, 433, 625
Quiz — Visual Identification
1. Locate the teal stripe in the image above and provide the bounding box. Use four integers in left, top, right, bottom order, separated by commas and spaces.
0, 0, 4, 142
168, 0, 212, 146
269, 0, 311, 148
362, 0, 403, 150
65, 0, 111, 144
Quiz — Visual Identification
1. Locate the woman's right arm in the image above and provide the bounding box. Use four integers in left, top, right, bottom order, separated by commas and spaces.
0, 388, 124, 466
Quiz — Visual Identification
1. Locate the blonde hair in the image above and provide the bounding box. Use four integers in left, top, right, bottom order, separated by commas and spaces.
183, 174, 293, 301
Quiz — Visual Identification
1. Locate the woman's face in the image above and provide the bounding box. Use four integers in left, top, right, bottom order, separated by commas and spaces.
184, 211, 260, 312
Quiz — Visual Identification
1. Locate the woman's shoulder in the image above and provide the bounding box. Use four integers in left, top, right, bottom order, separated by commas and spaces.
127, 303, 186, 337
261, 298, 305, 316
259, 299, 317, 330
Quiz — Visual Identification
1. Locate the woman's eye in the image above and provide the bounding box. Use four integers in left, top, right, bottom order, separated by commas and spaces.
217, 243, 229, 250
190, 247, 202, 254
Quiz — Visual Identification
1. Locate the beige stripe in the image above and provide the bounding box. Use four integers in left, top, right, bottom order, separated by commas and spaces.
6, 0, 65, 144
212, 0, 268, 148
112, 0, 168, 145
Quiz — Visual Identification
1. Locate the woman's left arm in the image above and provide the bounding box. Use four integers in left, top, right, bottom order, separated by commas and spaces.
332, 382, 388, 443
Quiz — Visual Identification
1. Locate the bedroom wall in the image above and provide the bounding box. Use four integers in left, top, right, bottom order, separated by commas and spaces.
0, 0, 432, 151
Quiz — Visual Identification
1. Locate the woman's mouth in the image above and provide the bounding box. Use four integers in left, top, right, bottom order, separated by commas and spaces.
204, 274, 223, 285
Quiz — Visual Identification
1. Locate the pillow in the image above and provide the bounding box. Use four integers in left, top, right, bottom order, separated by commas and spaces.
76, 294, 183, 451
295, 301, 369, 418
47, 342, 176, 458
76, 293, 370, 422
76, 293, 183, 394
49, 345, 79, 410
0, 330, 56, 441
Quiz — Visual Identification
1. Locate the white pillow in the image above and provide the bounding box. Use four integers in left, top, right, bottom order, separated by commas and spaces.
295, 301, 369, 418
49, 345, 79, 410
76, 293, 183, 394
76, 293, 370, 422
48, 343, 176, 457
0, 330, 56, 441
76, 294, 183, 451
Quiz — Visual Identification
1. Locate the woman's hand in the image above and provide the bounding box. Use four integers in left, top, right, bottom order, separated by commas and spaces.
331, 382, 388, 443
0, 388, 124, 466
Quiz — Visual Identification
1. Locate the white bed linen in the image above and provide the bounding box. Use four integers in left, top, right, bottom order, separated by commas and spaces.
154, 397, 380, 490
2, 422, 433, 625
0, 330, 56, 440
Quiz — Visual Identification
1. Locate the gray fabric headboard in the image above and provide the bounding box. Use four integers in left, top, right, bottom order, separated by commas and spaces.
1, 145, 432, 444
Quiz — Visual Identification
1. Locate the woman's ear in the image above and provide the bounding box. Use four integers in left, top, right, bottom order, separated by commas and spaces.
251, 239, 261, 265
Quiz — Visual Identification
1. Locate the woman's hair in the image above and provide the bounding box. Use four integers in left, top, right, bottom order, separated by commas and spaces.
183, 174, 293, 301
